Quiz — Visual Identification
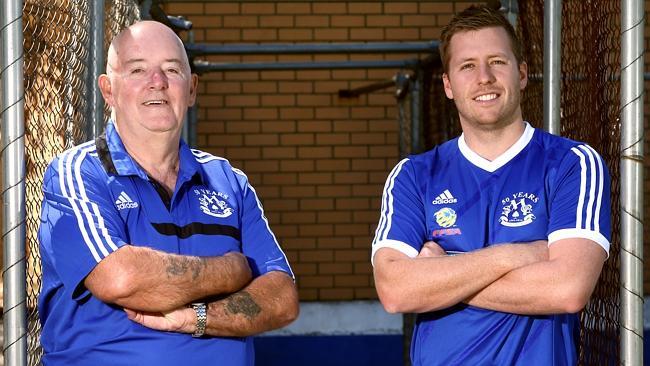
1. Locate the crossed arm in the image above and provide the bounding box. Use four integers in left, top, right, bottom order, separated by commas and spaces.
373, 238, 605, 315
85, 245, 299, 336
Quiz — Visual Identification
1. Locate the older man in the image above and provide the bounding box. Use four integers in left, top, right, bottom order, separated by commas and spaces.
38, 21, 298, 366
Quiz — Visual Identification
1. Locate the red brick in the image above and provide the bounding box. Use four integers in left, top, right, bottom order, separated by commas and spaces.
352, 183, 384, 196
298, 146, 332, 159
206, 81, 241, 94
282, 238, 316, 251
296, 94, 330, 107
300, 250, 334, 263
355, 288, 378, 299
197, 121, 225, 134
279, 81, 313, 94
280, 133, 315, 146
299, 172, 333, 185
167, 3, 204, 15
299, 289, 318, 301
300, 275, 334, 288
205, 3, 239, 14
335, 274, 369, 287
241, 55, 276, 62
281, 108, 315, 120
312, 3, 347, 14
385, 2, 418, 14
244, 160, 279, 172
370, 145, 398, 158
296, 70, 331, 81
350, 133, 385, 145
261, 120, 296, 133
368, 93, 397, 106
315, 107, 350, 120
223, 15, 257, 28
207, 107, 241, 120
262, 95, 296, 106
243, 108, 279, 120
281, 159, 315, 172
316, 133, 350, 145
206, 29, 241, 42
263, 198, 299, 211
282, 212, 317, 224
245, 134, 279, 146
318, 237, 352, 249
242, 3, 275, 14
272, 224, 298, 237
225, 146, 260, 160
386, 27, 420, 41
281, 185, 316, 198
320, 288, 354, 300
332, 69, 366, 80
316, 159, 350, 171
334, 146, 368, 158
226, 121, 260, 133
261, 70, 296, 80
300, 198, 334, 211
277, 2, 311, 14
317, 185, 352, 197
354, 210, 380, 223
335, 224, 369, 236
331, 15, 365, 27
367, 15, 400, 27
350, 28, 385, 41
334, 172, 368, 184
314, 81, 348, 93
224, 71, 259, 81
189, 16, 224, 28
336, 198, 370, 210
290, 262, 317, 275
333, 120, 368, 132
208, 134, 243, 146
314, 28, 349, 41
300, 224, 334, 236
197, 95, 224, 107
297, 120, 332, 132
419, 2, 454, 14
295, 15, 329, 27
263, 147, 297, 159
354, 262, 373, 275
319, 262, 352, 275
242, 81, 277, 93
243, 29, 278, 41
421, 27, 443, 40
318, 211, 351, 223
348, 2, 382, 14
279, 28, 313, 41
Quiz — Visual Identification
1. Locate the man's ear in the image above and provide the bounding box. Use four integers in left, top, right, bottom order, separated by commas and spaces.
442, 73, 454, 100
519, 61, 528, 90
98, 74, 114, 106
188, 74, 199, 106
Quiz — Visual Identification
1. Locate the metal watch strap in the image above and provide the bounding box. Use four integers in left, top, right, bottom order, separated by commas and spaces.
191, 303, 207, 338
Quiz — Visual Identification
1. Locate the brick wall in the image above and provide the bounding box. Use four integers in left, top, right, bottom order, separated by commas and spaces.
161, 1, 479, 301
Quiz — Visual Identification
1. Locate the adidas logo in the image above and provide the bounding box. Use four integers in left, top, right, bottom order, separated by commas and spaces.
115, 191, 139, 210
432, 189, 457, 204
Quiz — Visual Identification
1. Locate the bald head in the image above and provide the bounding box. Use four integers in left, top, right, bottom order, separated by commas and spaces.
107, 21, 191, 76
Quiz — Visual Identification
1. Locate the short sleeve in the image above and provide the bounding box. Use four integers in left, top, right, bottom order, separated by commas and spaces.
235, 169, 294, 279
547, 144, 611, 254
38, 147, 128, 300
371, 158, 427, 264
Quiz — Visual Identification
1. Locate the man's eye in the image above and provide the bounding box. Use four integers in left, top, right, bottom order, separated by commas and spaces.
167, 68, 179, 74
131, 68, 144, 74
491, 60, 506, 65
460, 64, 474, 70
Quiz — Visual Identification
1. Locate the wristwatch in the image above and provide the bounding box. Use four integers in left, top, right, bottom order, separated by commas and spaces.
191, 302, 207, 337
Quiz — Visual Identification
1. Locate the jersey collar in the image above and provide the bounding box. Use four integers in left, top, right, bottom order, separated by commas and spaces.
99, 121, 203, 185
458, 121, 535, 172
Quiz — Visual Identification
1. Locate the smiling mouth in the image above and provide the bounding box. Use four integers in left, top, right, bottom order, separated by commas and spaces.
143, 100, 167, 106
474, 93, 498, 102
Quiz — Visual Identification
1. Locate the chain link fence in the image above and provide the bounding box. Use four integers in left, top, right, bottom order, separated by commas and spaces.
22, 1, 139, 364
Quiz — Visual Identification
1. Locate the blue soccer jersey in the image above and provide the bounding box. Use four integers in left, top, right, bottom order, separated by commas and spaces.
372, 123, 610, 366
38, 122, 293, 366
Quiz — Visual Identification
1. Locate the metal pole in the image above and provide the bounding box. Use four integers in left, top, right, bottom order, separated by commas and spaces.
410, 74, 423, 154
88, 0, 105, 138
620, 0, 644, 364
543, 0, 561, 135
1, 0, 28, 365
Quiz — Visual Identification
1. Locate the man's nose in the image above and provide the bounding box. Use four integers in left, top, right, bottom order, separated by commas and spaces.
477, 63, 496, 84
148, 69, 168, 89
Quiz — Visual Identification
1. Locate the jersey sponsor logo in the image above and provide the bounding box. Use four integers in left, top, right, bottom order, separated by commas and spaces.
432, 189, 457, 204
115, 191, 139, 210
499, 192, 539, 227
432, 228, 462, 237
434, 207, 457, 228
195, 189, 234, 218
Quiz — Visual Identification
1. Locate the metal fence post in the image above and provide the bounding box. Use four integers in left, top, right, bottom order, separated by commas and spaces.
543, 0, 561, 135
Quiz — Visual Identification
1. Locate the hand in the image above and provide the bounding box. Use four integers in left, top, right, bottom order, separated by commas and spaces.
125, 306, 195, 334
418, 241, 446, 258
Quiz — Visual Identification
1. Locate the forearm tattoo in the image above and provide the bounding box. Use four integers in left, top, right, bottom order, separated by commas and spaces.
224, 291, 261, 320
164, 256, 207, 280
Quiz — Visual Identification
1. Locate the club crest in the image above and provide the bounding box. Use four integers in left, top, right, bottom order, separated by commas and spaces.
499, 192, 538, 227
195, 189, 234, 218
